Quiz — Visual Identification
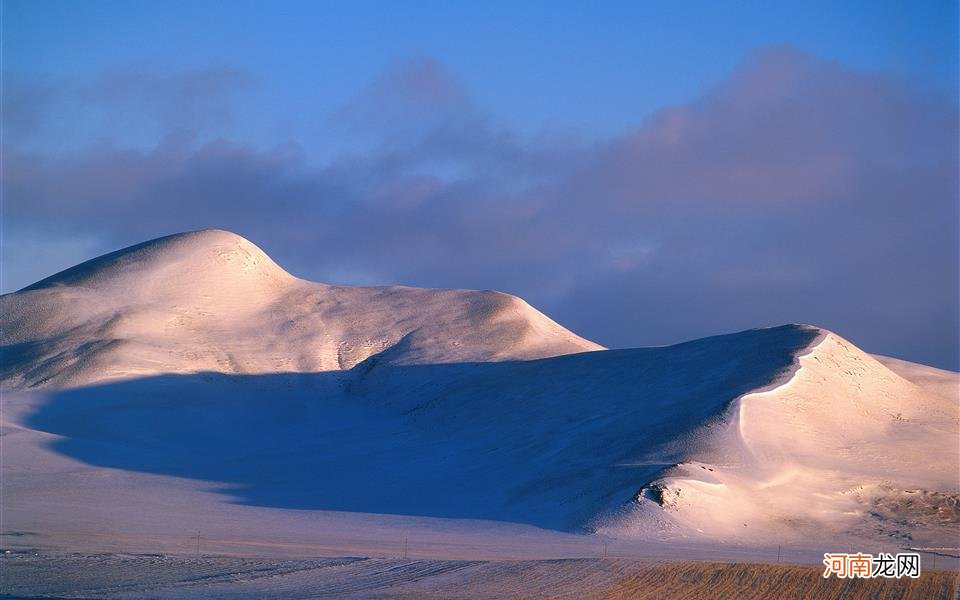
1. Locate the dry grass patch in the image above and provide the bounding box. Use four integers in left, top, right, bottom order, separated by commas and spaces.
591, 561, 958, 600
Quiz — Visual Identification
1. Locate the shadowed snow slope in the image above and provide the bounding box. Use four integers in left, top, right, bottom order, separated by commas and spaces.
1, 230, 956, 554
1, 229, 601, 389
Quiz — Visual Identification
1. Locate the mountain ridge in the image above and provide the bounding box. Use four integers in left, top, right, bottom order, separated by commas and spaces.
2, 229, 603, 389
1, 229, 955, 554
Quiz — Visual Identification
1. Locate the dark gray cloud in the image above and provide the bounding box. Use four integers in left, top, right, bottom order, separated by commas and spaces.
3, 48, 958, 368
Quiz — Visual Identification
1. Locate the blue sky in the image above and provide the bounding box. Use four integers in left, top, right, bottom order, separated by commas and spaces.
3, 1, 959, 368
7, 1, 957, 149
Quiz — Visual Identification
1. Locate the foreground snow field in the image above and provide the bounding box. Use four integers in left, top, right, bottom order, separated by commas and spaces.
1, 230, 957, 576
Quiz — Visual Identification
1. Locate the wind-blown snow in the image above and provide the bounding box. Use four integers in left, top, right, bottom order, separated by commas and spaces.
600, 333, 959, 550
1, 229, 956, 559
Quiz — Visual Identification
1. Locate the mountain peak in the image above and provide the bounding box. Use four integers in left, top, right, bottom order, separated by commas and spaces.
3, 230, 602, 388
20, 229, 293, 294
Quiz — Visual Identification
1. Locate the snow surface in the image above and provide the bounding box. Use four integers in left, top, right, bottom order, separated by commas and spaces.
1, 229, 956, 564
3, 229, 601, 389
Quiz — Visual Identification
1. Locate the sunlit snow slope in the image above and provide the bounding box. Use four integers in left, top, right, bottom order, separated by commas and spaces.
1, 230, 956, 554
1, 229, 601, 388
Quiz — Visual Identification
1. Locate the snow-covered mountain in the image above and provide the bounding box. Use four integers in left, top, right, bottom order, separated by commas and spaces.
1, 229, 601, 389
1, 230, 956, 556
